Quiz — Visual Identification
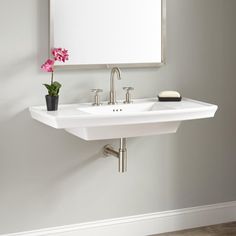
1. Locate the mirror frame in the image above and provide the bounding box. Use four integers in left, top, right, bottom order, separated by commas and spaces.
49, 0, 166, 69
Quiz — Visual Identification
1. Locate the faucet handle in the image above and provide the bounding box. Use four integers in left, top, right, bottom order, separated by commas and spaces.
123, 87, 134, 92
91, 89, 103, 94
123, 87, 134, 104
91, 89, 103, 106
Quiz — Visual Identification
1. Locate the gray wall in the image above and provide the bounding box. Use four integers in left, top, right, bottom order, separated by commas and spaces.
0, 0, 236, 234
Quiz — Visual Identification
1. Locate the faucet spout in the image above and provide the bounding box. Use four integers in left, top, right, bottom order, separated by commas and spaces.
108, 67, 121, 105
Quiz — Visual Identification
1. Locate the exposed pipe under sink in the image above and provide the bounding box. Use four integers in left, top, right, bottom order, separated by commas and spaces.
103, 138, 127, 173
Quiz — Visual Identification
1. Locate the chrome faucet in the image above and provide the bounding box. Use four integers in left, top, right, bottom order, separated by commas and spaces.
108, 67, 121, 104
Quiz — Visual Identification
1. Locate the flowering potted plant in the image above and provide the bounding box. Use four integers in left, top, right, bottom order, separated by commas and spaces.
41, 48, 69, 111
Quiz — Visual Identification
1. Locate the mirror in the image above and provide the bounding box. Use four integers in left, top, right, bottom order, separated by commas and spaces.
50, 0, 166, 69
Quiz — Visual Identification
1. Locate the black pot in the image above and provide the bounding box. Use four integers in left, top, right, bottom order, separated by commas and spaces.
45, 95, 59, 111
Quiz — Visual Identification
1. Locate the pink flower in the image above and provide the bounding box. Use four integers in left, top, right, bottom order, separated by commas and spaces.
41, 59, 54, 72
52, 48, 69, 62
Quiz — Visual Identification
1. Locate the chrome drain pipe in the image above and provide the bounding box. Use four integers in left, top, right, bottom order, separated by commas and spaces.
104, 138, 127, 173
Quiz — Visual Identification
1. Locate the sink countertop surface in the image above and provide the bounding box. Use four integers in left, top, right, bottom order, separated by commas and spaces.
29, 98, 218, 129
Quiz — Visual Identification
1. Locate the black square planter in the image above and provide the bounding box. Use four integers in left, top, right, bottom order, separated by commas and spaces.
45, 95, 59, 111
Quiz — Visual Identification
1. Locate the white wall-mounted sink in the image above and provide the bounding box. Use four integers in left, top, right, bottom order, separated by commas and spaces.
29, 98, 217, 140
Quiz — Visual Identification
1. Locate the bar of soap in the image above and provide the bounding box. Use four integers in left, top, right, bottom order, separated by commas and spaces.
158, 91, 182, 101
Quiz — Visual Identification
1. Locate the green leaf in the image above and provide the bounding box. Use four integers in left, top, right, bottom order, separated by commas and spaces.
43, 83, 51, 90
43, 81, 62, 96
52, 81, 62, 88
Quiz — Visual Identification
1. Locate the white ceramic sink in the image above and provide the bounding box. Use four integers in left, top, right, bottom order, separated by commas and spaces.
29, 98, 217, 140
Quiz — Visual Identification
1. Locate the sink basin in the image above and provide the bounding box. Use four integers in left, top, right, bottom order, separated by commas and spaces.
29, 98, 217, 140
77, 102, 164, 114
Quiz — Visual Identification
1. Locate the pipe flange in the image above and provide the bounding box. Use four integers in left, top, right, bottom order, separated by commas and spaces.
103, 144, 114, 157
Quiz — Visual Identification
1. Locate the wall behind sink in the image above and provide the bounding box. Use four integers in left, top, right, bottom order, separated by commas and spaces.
0, 0, 236, 234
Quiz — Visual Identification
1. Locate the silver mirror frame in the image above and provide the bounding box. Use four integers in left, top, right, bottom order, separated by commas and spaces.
49, 0, 166, 70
